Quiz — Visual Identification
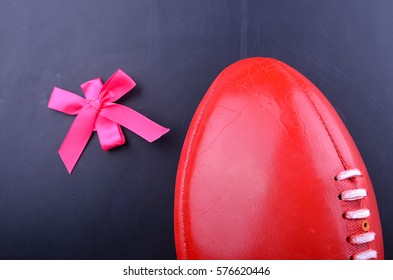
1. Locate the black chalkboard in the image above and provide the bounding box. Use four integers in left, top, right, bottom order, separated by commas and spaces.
0, 0, 392, 259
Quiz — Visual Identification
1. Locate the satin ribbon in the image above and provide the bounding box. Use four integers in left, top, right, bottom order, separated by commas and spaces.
48, 69, 170, 173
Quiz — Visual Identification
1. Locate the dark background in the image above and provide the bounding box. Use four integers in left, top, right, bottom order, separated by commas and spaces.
0, 0, 392, 259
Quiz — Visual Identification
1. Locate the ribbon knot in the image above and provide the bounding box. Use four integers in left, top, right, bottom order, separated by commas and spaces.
48, 69, 170, 174
87, 98, 101, 111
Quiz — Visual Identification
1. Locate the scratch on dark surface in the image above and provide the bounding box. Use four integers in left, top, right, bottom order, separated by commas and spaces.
181, 109, 189, 129
82, 2, 110, 54
274, 36, 364, 90
317, 12, 329, 39
147, 0, 154, 72
240, 0, 248, 59
371, 94, 393, 123
317, 3, 353, 43
223, 0, 231, 34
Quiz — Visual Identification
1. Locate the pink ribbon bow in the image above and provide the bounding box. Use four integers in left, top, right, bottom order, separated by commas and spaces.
48, 69, 170, 173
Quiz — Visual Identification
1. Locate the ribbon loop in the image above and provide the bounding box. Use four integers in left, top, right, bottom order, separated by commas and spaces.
81, 78, 103, 100
95, 115, 125, 151
48, 87, 85, 115
48, 69, 169, 173
100, 69, 136, 103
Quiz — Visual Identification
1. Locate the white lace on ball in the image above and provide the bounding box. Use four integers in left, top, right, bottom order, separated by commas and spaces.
336, 168, 377, 260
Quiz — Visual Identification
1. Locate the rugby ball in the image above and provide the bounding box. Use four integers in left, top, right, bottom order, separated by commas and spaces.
174, 57, 384, 260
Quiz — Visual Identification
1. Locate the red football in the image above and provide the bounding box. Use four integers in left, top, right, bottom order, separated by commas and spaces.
174, 57, 384, 259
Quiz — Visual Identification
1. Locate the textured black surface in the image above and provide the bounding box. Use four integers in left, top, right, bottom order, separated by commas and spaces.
0, 0, 392, 259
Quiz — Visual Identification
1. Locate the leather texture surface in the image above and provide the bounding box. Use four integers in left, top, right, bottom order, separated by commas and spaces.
174, 57, 384, 259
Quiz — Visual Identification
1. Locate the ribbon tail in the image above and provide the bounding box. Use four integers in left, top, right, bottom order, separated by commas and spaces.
100, 103, 169, 143
58, 108, 97, 173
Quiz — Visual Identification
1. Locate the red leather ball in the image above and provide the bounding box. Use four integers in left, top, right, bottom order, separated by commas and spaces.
174, 57, 384, 260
